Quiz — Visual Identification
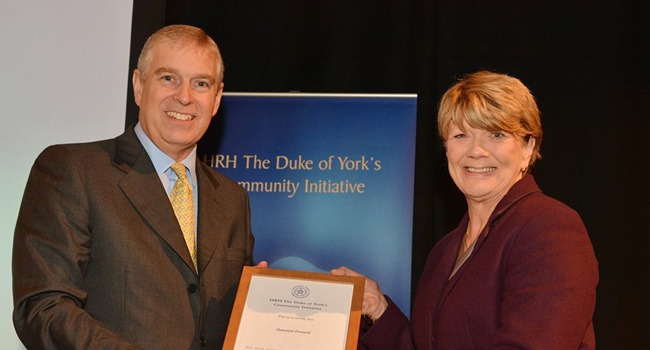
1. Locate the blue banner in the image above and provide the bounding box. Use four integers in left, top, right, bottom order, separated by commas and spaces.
199, 93, 417, 314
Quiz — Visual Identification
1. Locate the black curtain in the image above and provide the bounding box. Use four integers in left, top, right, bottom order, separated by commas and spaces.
128, 1, 650, 348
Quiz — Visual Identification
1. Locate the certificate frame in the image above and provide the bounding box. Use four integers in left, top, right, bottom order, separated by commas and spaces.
223, 266, 365, 350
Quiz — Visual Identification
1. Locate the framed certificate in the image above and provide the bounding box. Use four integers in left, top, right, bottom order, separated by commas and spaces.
223, 266, 365, 350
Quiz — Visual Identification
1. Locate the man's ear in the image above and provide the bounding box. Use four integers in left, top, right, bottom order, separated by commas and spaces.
211, 82, 225, 116
132, 69, 143, 107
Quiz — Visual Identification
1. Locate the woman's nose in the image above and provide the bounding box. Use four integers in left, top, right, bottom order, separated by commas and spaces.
467, 138, 489, 158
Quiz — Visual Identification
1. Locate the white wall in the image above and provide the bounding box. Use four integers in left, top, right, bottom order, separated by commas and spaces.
0, 1, 133, 348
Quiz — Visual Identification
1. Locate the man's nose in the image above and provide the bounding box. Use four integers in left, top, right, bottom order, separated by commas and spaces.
174, 82, 193, 105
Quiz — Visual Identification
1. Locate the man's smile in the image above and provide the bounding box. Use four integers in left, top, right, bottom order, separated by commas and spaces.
166, 111, 194, 121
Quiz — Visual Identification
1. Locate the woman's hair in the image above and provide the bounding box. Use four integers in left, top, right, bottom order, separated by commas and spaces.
437, 70, 543, 169
136, 24, 224, 83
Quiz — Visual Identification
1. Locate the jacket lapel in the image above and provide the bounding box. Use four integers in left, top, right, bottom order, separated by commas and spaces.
195, 161, 223, 274
430, 219, 468, 321
113, 128, 197, 272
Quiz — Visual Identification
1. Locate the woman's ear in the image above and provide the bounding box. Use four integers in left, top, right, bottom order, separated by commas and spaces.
522, 136, 536, 170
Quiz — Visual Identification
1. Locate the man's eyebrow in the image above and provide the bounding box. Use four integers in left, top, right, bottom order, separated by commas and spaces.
193, 74, 216, 84
153, 67, 180, 76
153, 67, 216, 83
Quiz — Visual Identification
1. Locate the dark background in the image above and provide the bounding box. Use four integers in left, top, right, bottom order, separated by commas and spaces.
126, 1, 650, 348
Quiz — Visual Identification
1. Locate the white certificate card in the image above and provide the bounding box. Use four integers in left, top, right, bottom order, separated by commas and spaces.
224, 267, 364, 350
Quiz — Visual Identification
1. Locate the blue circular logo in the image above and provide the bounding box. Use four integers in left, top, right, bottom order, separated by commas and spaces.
291, 285, 310, 298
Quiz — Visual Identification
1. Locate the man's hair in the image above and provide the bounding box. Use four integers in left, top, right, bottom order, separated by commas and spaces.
437, 70, 543, 169
136, 24, 224, 83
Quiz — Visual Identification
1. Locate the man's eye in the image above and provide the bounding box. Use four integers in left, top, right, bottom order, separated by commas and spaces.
195, 81, 210, 89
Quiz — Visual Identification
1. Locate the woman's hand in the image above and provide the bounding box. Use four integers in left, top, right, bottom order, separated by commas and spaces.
331, 266, 388, 321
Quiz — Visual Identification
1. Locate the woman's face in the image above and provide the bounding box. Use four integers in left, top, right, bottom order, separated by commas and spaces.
445, 121, 535, 206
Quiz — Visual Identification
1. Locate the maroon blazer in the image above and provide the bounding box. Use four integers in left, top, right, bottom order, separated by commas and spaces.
360, 175, 598, 349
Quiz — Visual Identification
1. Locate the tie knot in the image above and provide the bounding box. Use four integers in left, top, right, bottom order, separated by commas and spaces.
170, 162, 187, 179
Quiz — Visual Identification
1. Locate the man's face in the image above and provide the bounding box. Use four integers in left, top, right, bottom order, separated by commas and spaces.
133, 42, 223, 161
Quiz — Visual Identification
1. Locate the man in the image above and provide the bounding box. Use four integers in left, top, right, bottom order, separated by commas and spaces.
13, 25, 256, 349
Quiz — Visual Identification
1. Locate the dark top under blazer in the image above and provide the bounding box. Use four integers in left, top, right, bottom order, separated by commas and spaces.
13, 127, 254, 349
360, 175, 598, 349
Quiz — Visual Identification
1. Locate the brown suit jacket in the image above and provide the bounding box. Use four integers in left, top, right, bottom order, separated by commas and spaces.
13, 127, 254, 349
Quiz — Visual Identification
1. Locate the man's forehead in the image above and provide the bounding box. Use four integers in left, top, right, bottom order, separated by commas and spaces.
149, 45, 217, 75
154, 40, 213, 57
152, 66, 216, 82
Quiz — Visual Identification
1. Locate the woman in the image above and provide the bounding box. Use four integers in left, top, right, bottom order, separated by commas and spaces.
333, 71, 598, 349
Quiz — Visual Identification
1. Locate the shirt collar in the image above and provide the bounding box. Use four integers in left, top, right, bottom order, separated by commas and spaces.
134, 122, 197, 186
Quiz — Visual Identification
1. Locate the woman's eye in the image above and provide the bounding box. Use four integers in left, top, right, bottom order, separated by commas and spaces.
492, 132, 506, 139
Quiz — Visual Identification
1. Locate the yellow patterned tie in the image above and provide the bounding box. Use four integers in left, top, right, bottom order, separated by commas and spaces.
170, 162, 197, 270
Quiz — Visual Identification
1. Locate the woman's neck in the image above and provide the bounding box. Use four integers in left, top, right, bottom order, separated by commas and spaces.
466, 198, 500, 236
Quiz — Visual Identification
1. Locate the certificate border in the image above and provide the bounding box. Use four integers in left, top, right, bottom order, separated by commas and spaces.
223, 266, 365, 349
